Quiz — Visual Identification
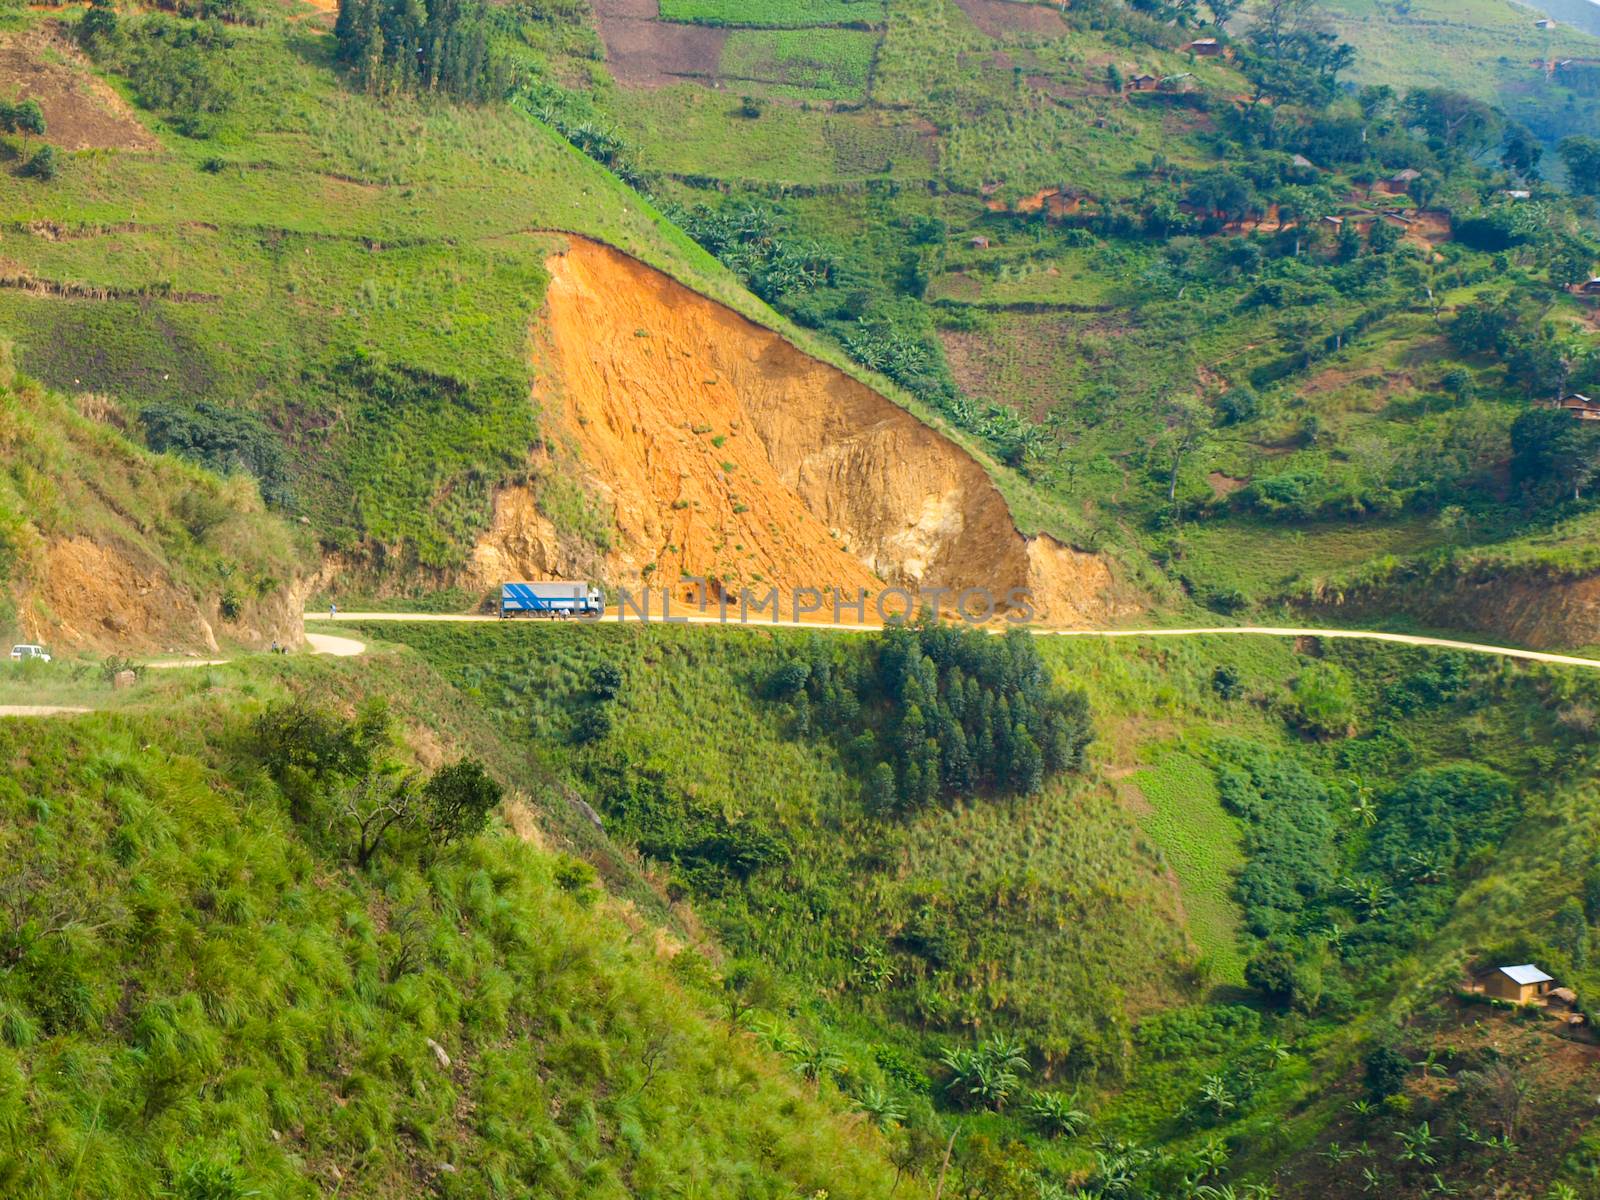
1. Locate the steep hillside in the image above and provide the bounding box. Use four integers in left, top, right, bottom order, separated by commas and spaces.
0, 653, 902, 1198
0, 348, 307, 651
0, 7, 1084, 614
1322, 0, 1600, 145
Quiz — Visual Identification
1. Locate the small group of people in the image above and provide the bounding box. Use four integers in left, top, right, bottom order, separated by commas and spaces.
264, 601, 340, 656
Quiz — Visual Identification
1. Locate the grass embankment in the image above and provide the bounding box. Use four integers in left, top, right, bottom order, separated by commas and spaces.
0, 651, 901, 1198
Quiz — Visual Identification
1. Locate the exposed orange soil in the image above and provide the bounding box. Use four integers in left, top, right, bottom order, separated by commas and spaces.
0, 25, 159, 152
479, 236, 1130, 625
23, 536, 307, 653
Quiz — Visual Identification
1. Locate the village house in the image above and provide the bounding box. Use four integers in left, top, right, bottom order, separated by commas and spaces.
1380, 169, 1421, 196
1536, 18, 1557, 30
1559, 394, 1600, 421
969, 235, 991, 250
1127, 72, 1159, 92
1291, 153, 1316, 171
1576, 277, 1600, 297
1480, 964, 1555, 1003
1181, 38, 1223, 57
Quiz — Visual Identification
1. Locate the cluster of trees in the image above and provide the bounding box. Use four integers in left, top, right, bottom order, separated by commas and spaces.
1560, 135, 1600, 197
334, 0, 512, 101
1223, 721, 1527, 1015
254, 698, 502, 867
584, 752, 789, 896
673, 203, 842, 311
767, 622, 1091, 813
0, 98, 45, 137
1239, 0, 1354, 109
1511, 408, 1600, 505
80, 9, 239, 138
141, 401, 295, 509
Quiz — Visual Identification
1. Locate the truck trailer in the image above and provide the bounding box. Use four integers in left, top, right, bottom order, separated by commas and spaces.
500, 581, 604, 619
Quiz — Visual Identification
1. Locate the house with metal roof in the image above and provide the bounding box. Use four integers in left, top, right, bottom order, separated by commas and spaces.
1481, 964, 1554, 1004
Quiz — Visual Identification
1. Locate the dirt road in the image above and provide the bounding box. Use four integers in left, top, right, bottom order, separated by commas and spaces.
306, 613, 1600, 671
1, 631, 374, 719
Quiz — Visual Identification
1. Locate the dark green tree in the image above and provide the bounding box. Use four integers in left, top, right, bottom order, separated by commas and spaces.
1511, 408, 1599, 504
423, 758, 502, 848
1560, 135, 1600, 197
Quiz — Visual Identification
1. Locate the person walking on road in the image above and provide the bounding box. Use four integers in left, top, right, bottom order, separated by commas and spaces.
329, 601, 338, 619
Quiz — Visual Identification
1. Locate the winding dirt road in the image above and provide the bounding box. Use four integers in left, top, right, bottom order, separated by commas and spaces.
7, 615, 1597, 721
0, 631, 375, 719
306, 613, 1600, 671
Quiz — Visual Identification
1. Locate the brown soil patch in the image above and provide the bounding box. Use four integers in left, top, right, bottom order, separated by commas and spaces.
485, 236, 1133, 625
927, 271, 982, 302
590, 0, 726, 88
0, 25, 159, 152
950, 0, 1067, 38
1206, 471, 1247, 498
940, 311, 1122, 423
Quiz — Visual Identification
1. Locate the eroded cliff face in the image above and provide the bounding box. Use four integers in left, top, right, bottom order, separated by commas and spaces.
18, 537, 308, 654
1305, 566, 1600, 651
475, 236, 1130, 624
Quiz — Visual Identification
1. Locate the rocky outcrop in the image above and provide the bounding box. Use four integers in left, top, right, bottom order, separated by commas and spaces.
489, 235, 1132, 625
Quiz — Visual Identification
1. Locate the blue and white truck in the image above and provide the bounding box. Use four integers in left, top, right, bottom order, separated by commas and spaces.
500, 581, 604, 619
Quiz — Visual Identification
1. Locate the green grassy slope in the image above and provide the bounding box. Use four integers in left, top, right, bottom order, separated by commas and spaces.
0, 652, 901, 1198
0, 9, 996, 579
1322, 0, 1600, 143
548, 0, 1600, 644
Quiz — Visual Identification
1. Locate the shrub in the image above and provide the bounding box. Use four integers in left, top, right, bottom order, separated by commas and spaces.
589, 663, 624, 700
1363, 1046, 1409, 1100
22, 145, 57, 181
1214, 386, 1261, 426
1026, 1090, 1090, 1138
1287, 661, 1357, 738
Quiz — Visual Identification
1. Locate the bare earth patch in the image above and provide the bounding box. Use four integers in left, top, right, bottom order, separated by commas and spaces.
950, 0, 1067, 38
590, 0, 727, 88
1207, 471, 1248, 498
0, 25, 160, 152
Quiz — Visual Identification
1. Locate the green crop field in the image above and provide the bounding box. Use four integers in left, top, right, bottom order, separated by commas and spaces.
720, 29, 878, 100
1130, 751, 1246, 984
659, 0, 887, 28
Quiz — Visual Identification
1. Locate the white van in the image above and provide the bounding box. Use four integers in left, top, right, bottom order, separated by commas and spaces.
9, 644, 51, 663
